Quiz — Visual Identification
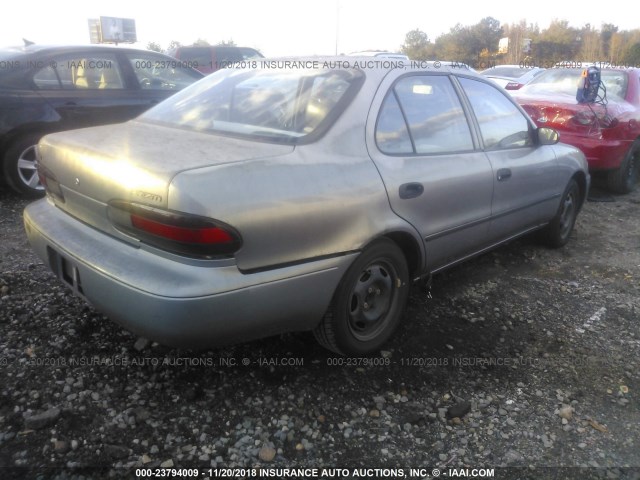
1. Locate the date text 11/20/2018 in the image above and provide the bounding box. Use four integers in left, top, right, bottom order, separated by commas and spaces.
135, 467, 496, 478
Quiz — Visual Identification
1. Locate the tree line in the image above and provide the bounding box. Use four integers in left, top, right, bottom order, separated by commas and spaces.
147, 39, 236, 53
400, 18, 640, 68
146, 19, 640, 69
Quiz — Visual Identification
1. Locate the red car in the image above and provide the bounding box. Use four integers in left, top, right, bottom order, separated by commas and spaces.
513, 67, 640, 193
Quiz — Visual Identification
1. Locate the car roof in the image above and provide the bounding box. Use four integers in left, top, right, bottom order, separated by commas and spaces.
0, 44, 168, 57
172, 45, 261, 51
348, 50, 408, 57
234, 56, 484, 80
484, 64, 535, 69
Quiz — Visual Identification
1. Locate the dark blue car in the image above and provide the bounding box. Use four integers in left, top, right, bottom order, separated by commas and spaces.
0, 44, 203, 196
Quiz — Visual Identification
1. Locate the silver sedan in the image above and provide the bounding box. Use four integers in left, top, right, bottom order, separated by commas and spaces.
24, 58, 589, 355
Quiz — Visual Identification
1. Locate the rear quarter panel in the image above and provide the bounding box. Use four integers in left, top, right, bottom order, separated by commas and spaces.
169, 140, 412, 272
168, 75, 421, 272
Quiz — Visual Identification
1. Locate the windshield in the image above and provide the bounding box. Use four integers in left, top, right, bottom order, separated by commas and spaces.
521, 69, 628, 100
140, 67, 365, 144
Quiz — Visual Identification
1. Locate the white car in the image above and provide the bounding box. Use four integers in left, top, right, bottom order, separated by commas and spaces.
481, 65, 545, 90
347, 51, 410, 61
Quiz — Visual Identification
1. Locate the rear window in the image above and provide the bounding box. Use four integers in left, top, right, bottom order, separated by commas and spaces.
482, 66, 530, 79
215, 47, 263, 65
175, 47, 212, 67
522, 69, 628, 100
140, 67, 364, 144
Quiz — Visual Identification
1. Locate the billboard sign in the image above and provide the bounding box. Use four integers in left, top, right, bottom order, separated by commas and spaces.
88, 17, 137, 44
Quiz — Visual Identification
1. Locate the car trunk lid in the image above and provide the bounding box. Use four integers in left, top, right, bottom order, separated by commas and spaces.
37, 120, 294, 240
515, 92, 628, 138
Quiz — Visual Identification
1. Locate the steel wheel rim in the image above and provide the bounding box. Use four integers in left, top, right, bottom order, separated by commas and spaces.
347, 260, 396, 342
17, 145, 43, 190
559, 190, 576, 239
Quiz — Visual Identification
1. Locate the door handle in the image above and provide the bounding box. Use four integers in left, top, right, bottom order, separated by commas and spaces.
399, 182, 424, 199
497, 168, 512, 181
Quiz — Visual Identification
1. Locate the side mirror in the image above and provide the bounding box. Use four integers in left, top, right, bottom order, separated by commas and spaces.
537, 127, 559, 145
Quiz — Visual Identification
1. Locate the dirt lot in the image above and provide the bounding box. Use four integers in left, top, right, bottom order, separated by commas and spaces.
1, 182, 639, 479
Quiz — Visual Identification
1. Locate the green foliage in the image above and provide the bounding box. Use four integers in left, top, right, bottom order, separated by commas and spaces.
193, 38, 211, 46
217, 39, 237, 47
539, 19, 577, 45
578, 25, 602, 62
402, 17, 640, 68
600, 23, 618, 58
624, 42, 640, 64
500, 20, 539, 64
146, 42, 162, 53
166, 40, 182, 52
531, 40, 575, 63
400, 29, 431, 60
430, 17, 503, 66
474, 17, 503, 53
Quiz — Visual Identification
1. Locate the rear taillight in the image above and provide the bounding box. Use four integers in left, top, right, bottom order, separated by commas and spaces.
505, 82, 523, 90
572, 110, 617, 128
599, 115, 618, 128
573, 110, 596, 125
108, 201, 242, 259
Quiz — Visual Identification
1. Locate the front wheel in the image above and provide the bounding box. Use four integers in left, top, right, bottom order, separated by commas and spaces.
314, 238, 410, 355
3, 134, 46, 198
538, 179, 580, 248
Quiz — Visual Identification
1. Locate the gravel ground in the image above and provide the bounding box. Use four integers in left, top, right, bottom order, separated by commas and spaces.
1, 183, 639, 480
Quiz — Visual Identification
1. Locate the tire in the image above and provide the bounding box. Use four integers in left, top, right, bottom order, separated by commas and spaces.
606, 140, 640, 194
538, 179, 580, 248
2, 134, 46, 198
313, 238, 410, 355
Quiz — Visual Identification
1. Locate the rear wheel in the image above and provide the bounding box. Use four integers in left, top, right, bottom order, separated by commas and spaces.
538, 179, 580, 248
606, 140, 640, 194
313, 238, 410, 355
3, 134, 45, 198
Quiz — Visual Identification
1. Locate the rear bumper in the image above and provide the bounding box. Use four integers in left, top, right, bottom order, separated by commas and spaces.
557, 132, 630, 171
24, 199, 355, 348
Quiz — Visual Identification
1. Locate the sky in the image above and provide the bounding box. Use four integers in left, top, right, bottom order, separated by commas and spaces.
2, 0, 637, 56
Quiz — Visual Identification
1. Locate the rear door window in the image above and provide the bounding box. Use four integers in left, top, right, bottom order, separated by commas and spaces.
34, 54, 124, 90
375, 92, 413, 154
376, 75, 474, 155
33, 66, 61, 89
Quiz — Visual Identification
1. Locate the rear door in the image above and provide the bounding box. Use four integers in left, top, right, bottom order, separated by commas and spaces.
32, 51, 143, 127
367, 73, 494, 271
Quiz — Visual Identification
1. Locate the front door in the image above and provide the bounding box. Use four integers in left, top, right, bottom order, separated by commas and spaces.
456, 77, 564, 241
